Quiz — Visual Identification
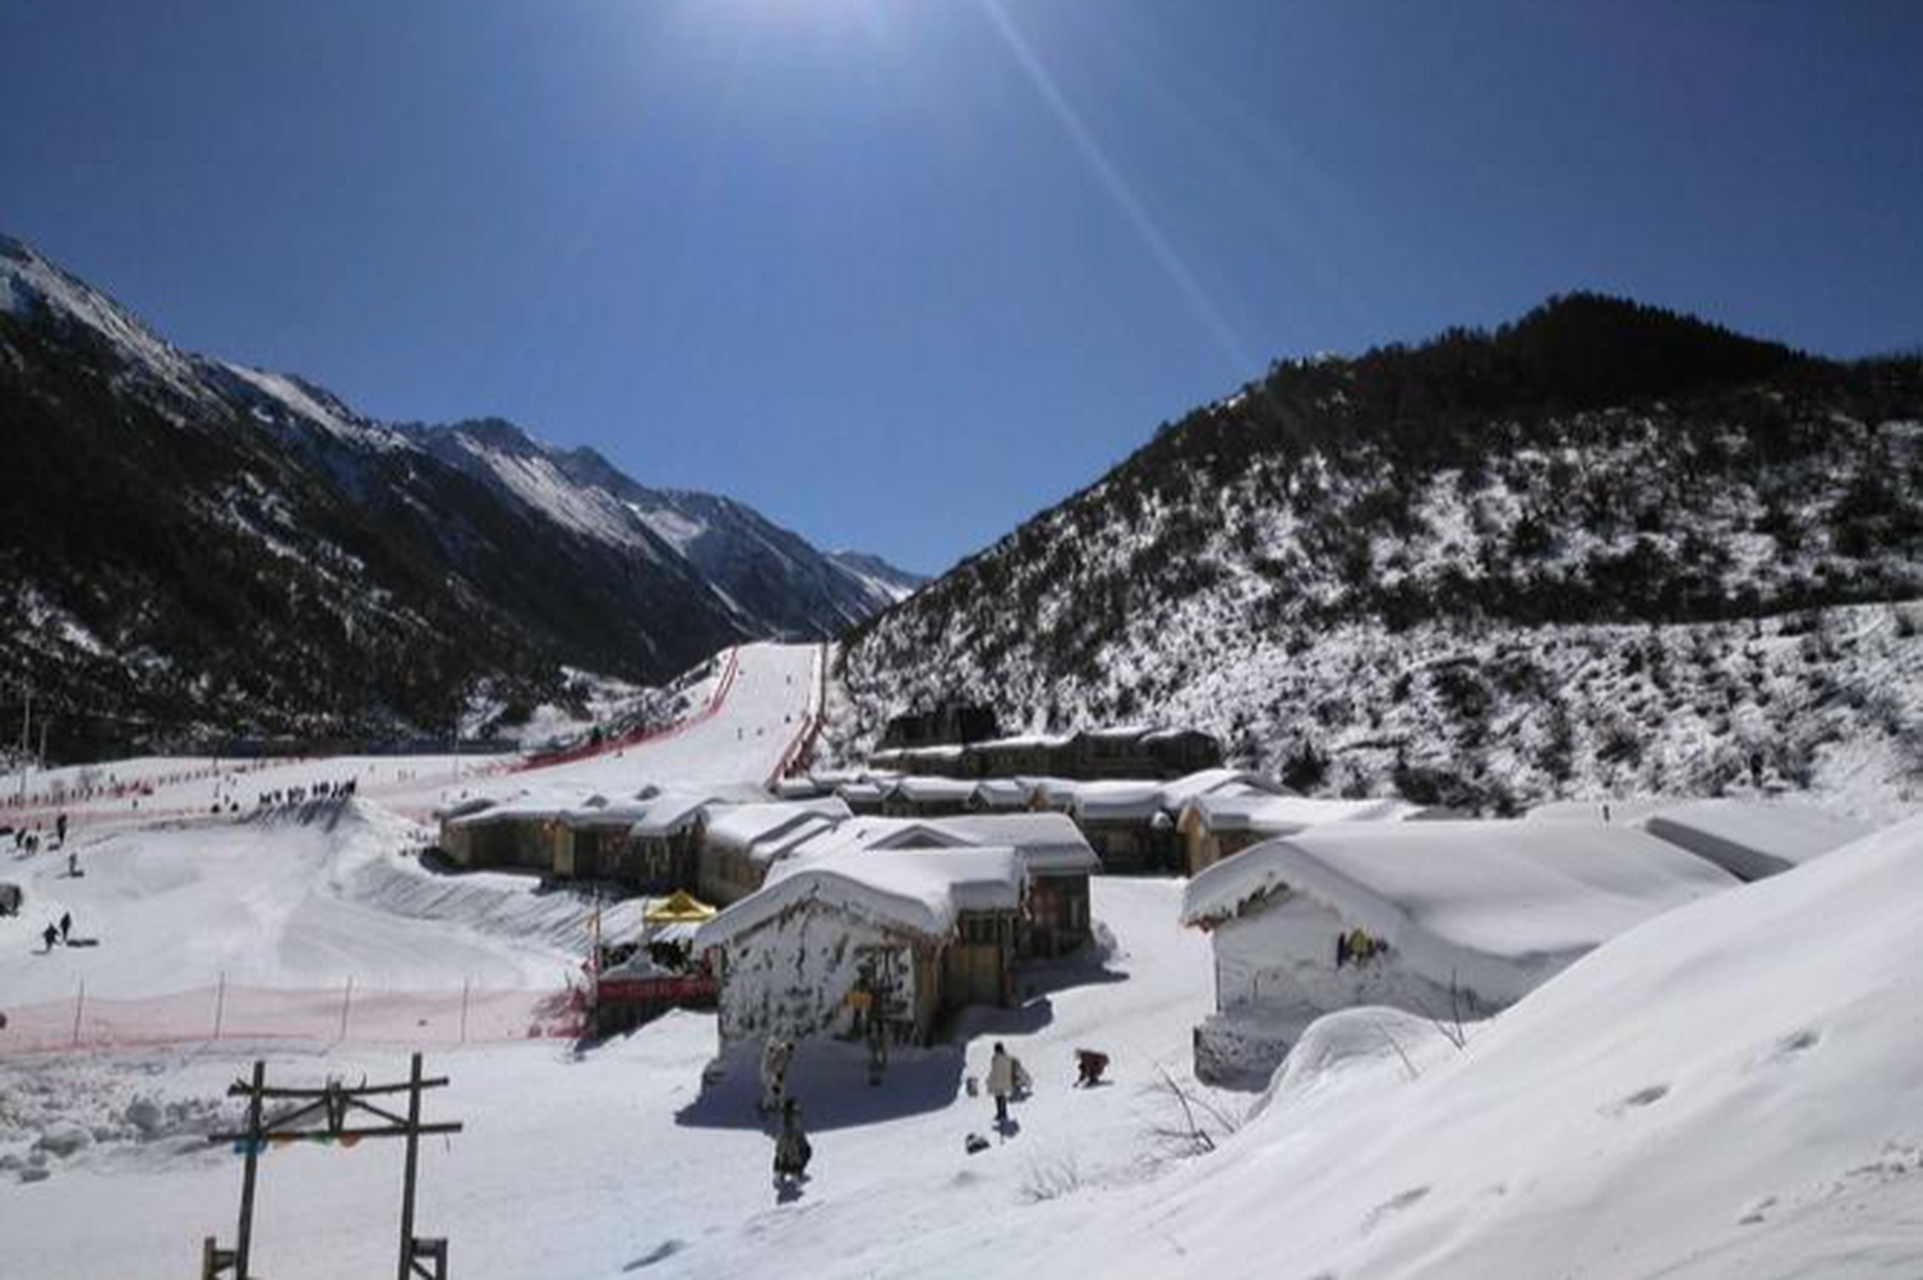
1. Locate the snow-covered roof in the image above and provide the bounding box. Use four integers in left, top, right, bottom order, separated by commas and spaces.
1071, 781, 1167, 822
971, 732, 1075, 752
878, 813, 1099, 876
1641, 798, 1878, 881
1158, 768, 1289, 809
781, 812, 1096, 877
1075, 725, 1154, 744
1142, 727, 1215, 744
434, 796, 497, 823
445, 784, 606, 826
1524, 797, 1677, 825
876, 744, 967, 764
1183, 793, 1418, 835
696, 848, 1023, 950
890, 777, 980, 803
701, 799, 851, 862
834, 780, 891, 804
629, 794, 713, 839
971, 778, 1033, 809
1021, 777, 1084, 809
1182, 820, 1736, 1001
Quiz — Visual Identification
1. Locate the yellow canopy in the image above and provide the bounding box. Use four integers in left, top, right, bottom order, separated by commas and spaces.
644, 890, 718, 925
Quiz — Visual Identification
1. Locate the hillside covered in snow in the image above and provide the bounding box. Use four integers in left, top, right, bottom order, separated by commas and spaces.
835, 296, 1923, 818
0, 235, 918, 758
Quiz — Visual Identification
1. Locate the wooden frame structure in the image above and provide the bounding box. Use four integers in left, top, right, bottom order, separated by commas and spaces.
202, 1053, 462, 1280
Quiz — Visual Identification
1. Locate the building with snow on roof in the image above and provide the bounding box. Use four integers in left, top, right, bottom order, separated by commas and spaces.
1179, 820, 1737, 1085
1639, 798, 1877, 882
784, 811, 1101, 958
867, 725, 1224, 782
692, 847, 1025, 1046
695, 797, 852, 905
1176, 793, 1429, 877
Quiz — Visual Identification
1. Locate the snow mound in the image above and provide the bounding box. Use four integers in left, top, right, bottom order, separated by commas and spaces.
1036, 815, 1923, 1279
1253, 1006, 1447, 1119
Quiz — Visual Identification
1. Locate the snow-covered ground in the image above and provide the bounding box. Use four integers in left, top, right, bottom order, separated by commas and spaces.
0, 878, 1226, 1279
3, 639, 1918, 1279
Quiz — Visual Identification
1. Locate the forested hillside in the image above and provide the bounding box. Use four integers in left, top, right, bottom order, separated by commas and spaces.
834, 297, 1923, 816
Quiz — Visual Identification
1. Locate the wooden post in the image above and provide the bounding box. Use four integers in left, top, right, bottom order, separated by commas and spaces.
338, 976, 354, 1041
235, 1060, 264, 1279
213, 972, 227, 1041
70, 980, 84, 1047
458, 979, 470, 1046
397, 1051, 423, 1280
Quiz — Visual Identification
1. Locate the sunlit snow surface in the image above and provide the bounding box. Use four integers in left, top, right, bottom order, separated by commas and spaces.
1, 645, 1918, 1279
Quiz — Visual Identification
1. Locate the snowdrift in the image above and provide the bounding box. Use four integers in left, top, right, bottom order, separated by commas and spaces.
1033, 814, 1923, 1279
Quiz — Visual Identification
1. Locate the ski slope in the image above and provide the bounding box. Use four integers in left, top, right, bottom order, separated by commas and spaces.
465, 641, 824, 801
3, 642, 824, 833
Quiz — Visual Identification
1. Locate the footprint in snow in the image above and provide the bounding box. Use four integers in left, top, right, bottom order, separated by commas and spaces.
1603, 1084, 1669, 1116
1737, 1195, 1777, 1225
1361, 1185, 1430, 1233
622, 1239, 687, 1271
1763, 1028, 1823, 1068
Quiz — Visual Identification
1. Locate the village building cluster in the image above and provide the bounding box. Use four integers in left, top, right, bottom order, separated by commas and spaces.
432, 719, 1878, 1089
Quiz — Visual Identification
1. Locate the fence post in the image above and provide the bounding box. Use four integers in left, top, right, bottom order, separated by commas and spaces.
459, 978, 471, 1045
70, 980, 85, 1047
212, 972, 227, 1041
338, 976, 354, 1041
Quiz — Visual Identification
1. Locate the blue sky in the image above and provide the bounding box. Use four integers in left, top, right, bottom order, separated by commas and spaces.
3, 1, 1919, 575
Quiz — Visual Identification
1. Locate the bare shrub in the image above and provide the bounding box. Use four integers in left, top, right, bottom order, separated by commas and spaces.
1018, 1155, 1085, 1204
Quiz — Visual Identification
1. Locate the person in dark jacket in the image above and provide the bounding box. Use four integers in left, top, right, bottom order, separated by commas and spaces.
58, 911, 72, 944
773, 1098, 812, 1187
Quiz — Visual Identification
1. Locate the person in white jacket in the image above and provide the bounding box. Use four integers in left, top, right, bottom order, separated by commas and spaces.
987, 1042, 1017, 1124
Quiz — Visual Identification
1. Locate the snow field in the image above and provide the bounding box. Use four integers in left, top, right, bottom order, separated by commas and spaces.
0, 879, 1231, 1280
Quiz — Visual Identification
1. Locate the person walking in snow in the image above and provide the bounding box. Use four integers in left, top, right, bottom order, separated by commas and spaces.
58, 911, 72, 944
987, 1042, 1017, 1125
760, 1036, 795, 1115
41, 923, 58, 952
772, 1098, 812, 1188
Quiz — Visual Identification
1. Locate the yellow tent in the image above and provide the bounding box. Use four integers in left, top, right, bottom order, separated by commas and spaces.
645, 890, 718, 926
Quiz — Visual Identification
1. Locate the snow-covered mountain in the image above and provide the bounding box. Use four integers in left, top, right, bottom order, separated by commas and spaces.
833, 296, 1923, 819
0, 234, 917, 757
409, 419, 920, 637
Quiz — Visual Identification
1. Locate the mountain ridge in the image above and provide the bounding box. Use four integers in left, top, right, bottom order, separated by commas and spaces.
0, 233, 919, 759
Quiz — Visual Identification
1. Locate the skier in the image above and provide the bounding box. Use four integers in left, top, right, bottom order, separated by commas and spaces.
41, 923, 58, 952
772, 1098, 812, 1188
59, 911, 72, 944
987, 1042, 1017, 1125
760, 1036, 795, 1115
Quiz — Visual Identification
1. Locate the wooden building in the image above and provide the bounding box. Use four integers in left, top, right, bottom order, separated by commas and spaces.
692, 848, 1023, 1047
694, 798, 852, 906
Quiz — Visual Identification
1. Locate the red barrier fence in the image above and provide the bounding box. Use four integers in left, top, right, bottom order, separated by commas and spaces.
0, 981, 585, 1056
512, 647, 742, 774
767, 643, 830, 787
